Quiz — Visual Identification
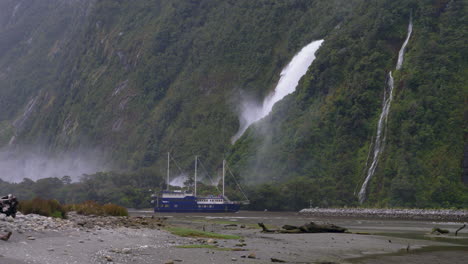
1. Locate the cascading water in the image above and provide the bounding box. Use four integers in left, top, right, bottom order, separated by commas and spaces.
358, 72, 394, 203
396, 15, 413, 70
358, 15, 413, 203
232, 40, 324, 142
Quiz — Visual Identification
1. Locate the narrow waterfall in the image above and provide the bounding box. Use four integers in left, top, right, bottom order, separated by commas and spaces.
359, 15, 412, 203
358, 72, 394, 203
396, 15, 413, 70
232, 40, 324, 143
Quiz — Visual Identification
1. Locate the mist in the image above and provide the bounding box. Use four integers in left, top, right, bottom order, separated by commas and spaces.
169, 172, 221, 188
0, 147, 109, 183
169, 174, 189, 188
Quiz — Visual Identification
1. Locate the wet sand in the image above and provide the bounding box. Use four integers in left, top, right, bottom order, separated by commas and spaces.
0, 210, 467, 263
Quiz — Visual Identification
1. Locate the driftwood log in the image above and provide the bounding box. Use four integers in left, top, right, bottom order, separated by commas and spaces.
431, 227, 449, 234
455, 224, 466, 236
258, 222, 347, 233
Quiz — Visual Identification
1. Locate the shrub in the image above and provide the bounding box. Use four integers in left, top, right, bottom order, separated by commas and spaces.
102, 203, 128, 216
19, 198, 67, 219
71, 201, 102, 215
66, 201, 128, 216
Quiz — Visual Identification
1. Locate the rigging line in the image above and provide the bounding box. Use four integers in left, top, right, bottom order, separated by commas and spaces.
225, 163, 249, 202
197, 158, 222, 194
170, 155, 186, 177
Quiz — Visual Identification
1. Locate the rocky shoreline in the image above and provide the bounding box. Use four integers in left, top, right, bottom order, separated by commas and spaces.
0, 211, 166, 235
1, 211, 468, 263
299, 208, 468, 222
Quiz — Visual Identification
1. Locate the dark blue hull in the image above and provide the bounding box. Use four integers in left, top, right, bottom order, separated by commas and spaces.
154, 195, 240, 213
154, 204, 240, 213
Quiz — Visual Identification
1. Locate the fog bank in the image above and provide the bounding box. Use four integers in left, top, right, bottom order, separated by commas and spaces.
0, 148, 109, 182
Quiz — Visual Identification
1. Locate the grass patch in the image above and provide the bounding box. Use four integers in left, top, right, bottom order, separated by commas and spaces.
19, 198, 67, 219
176, 244, 219, 249
190, 219, 261, 229
166, 227, 241, 239
176, 244, 239, 251
206, 220, 240, 225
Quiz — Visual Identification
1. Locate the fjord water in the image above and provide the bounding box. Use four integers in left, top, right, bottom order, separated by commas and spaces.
232, 40, 324, 142
359, 15, 413, 203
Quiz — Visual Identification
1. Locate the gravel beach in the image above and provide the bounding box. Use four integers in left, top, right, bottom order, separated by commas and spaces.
299, 208, 468, 222
1, 210, 467, 264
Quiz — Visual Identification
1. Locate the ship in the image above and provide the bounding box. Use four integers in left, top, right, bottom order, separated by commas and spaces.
152, 154, 247, 213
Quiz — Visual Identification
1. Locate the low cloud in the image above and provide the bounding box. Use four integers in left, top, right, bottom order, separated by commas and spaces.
0, 147, 109, 182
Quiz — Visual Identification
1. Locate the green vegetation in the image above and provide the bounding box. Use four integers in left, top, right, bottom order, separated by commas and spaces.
0, 0, 466, 210
176, 244, 233, 251
228, 0, 468, 209
166, 227, 241, 239
19, 198, 67, 219
66, 201, 128, 217
17, 198, 127, 218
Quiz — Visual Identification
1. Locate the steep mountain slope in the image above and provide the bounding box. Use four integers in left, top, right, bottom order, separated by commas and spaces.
0, 0, 357, 173
0, 0, 466, 208
229, 0, 467, 208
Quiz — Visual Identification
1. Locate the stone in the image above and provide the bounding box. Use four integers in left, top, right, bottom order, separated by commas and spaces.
271, 258, 286, 263
247, 252, 256, 259
0, 232, 12, 241
122, 248, 131, 254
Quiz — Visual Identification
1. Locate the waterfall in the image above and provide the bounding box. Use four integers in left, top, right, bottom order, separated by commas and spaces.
232, 40, 324, 142
358, 72, 394, 203
396, 15, 413, 70
358, 15, 412, 203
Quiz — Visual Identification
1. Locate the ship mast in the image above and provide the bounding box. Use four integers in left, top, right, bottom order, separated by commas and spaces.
194, 155, 198, 196
166, 152, 170, 191
222, 159, 225, 197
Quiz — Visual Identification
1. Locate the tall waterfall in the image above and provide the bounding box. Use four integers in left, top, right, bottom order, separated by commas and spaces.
358, 72, 394, 203
396, 15, 413, 70
358, 15, 412, 203
232, 40, 324, 142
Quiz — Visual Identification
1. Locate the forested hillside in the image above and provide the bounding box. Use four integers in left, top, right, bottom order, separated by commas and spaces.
229, 0, 467, 209
0, 0, 466, 209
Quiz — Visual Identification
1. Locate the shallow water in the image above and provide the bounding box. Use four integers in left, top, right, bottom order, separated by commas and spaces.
130, 210, 468, 239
